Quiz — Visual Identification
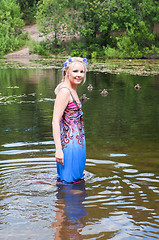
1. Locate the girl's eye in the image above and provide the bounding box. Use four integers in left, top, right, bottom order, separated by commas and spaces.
72, 70, 85, 73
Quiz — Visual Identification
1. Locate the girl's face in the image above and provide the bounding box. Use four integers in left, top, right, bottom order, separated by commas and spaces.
67, 63, 85, 86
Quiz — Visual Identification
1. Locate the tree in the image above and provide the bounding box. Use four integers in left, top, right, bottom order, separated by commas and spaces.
138, 0, 159, 27
75, 0, 111, 46
32, 0, 159, 58
36, 0, 72, 48
18, 0, 39, 23
0, 0, 25, 55
117, 21, 156, 58
104, 0, 159, 30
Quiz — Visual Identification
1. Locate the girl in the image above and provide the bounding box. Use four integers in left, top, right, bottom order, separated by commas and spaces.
52, 57, 88, 183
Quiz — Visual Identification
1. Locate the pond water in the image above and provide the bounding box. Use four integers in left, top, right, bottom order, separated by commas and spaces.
0, 63, 159, 240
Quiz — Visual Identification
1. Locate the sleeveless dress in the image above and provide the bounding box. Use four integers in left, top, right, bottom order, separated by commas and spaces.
57, 88, 86, 183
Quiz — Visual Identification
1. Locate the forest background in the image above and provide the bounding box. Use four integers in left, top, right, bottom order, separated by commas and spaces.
0, 0, 159, 59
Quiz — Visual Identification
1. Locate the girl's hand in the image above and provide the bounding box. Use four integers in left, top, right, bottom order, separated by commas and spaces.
55, 149, 64, 166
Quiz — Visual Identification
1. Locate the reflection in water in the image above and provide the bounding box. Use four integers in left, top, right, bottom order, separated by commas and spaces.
0, 66, 159, 239
50, 181, 87, 240
0, 155, 159, 239
83, 160, 159, 240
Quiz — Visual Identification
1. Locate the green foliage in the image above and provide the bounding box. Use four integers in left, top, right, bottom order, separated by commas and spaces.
70, 0, 159, 58
103, 46, 119, 59
138, 0, 159, 26
0, 0, 26, 56
36, 0, 73, 48
91, 51, 98, 59
25, 0, 159, 59
105, 0, 139, 30
103, 21, 159, 59
117, 21, 157, 58
28, 40, 50, 56
76, 0, 111, 46
19, 0, 39, 23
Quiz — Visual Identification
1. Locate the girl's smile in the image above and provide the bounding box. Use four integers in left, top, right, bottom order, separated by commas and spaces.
67, 63, 85, 86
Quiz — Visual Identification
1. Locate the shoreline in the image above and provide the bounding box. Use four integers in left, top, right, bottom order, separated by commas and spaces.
2, 23, 159, 76
1, 57, 159, 76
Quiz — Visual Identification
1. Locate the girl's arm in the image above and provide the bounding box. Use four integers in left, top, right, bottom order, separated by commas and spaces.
52, 88, 70, 165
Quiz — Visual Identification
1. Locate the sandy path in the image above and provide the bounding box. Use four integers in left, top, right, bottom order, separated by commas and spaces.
4, 24, 42, 59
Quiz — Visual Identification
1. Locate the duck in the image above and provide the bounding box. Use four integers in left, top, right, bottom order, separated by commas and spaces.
87, 84, 93, 91
134, 83, 141, 90
100, 89, 108, 96
80, 94, 88, 102
100, 65, 105, 69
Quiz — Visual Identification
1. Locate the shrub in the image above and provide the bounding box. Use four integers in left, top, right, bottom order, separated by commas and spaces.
116, 21, 156, 58
28, 40, 50, 56
19, 0, 38, 24
0, 0, 26, 56
103, 46, 119, 58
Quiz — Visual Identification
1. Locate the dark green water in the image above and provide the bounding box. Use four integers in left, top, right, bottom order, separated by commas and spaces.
0, 66, 159, 239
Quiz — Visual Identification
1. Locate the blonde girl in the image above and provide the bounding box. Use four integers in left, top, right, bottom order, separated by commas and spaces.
52, 57, 88, 183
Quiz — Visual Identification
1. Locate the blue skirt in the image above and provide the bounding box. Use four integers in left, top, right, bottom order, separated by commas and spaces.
57, 137, 86, 183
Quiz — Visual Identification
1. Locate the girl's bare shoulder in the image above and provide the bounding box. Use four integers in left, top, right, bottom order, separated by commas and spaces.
56, 87, 70, 101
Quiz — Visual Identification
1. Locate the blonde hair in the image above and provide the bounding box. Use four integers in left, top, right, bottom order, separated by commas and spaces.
55, 57, 88, 95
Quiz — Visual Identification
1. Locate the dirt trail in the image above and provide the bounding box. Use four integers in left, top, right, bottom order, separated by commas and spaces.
4, 24, 43, 59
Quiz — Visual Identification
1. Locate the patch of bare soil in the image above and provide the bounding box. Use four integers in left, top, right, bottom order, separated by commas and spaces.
4, 24, 42, 59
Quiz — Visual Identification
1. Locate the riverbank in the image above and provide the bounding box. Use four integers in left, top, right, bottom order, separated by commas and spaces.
1, 57, 159, 76
2, 23, 159, 76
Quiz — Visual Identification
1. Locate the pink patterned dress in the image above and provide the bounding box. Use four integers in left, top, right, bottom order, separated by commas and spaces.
57, 88, 86, 183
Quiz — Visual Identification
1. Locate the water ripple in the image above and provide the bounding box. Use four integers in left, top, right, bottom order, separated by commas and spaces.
0, 156, 159, 239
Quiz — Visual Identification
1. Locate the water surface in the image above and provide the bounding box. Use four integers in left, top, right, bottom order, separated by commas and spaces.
0, 65, 159, 239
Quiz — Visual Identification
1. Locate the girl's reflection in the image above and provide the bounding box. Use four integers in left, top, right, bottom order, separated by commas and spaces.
49, 180, 87, 239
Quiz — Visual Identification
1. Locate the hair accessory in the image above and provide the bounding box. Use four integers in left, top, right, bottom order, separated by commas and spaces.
64, 62, 67, 67
83, 58, 88, 66
62, 61, 68, 70
62, 57, 88, 71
